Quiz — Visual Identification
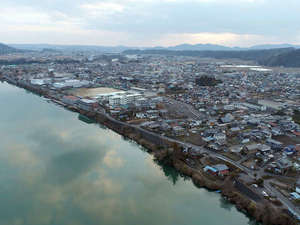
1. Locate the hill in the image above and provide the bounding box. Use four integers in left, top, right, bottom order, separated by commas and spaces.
0, 43, 20, 55
261, 49, 300, 67
166, 43, 236, 51
123, 48, 294, 65
6, 42, 300, 67
9, 44, 135, 53
9, 43, 300, 53
250, 44, 300, 50
124, 48, 300, 67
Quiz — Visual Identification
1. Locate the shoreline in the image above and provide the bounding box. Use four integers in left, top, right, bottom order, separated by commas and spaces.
1, 76, 298, 225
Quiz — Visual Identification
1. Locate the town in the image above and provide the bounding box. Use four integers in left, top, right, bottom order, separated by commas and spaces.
1, 50, 300, 224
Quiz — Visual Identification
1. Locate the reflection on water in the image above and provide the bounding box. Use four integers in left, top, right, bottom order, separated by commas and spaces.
155, 159, 187, 185
161, 164, 180, 185
219, 196, 234, 211
0, 82, 258, 225
78, 114, 96, 124
46, 149, 102, 184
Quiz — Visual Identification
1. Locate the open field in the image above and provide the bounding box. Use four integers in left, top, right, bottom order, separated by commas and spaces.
68, 87, 123, 97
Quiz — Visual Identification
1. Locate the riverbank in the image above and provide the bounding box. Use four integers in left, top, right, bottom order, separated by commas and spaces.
171, 158, 295, 225
0, 76, 298, 225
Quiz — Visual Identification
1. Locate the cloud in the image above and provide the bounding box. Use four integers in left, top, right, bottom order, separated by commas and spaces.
5, 144, 40, 167
103, 150, 125, 168
0, 98, 257, 225
0, 0, 300, 46
157, 32, 265, 47
81, 2, 125, 18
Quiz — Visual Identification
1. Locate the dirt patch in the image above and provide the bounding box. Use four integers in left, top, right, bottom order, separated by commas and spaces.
242, 158, 256, 169
222, 152, 242, 161
177, 133, 205, 146
127, 119, 148, 125
273, 135, 300, 145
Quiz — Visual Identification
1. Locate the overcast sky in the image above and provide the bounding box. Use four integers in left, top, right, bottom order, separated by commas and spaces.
1, 0, 300, 47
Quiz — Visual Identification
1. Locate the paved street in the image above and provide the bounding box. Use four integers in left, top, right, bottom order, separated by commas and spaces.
99, 109, 300, 220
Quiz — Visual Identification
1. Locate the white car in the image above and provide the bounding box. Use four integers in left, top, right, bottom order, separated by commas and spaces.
262, 191, 269, 197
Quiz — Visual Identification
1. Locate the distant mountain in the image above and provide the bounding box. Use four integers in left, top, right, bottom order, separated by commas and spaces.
166, 43, 236, 51
9, 44, 137, 53
9, 43, 300, 53
124, 48, 299, 67
5, 41, 300, 67
0, 43, 21, 55
260, 49, 300, 67
166, 43, 300, 51
9, 43, 243, 52
9, 44, 55, 51
250, 44, 300, 50
41, 48, 61, 53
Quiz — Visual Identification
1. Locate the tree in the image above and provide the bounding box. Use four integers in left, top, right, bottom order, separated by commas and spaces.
256, 178, 264, 187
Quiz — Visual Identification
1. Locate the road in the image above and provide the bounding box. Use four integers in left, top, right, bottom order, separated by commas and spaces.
264, 180, 300, 219
135, 125, 300, 219
97, 109, 300, 219
7, 76, 300, 220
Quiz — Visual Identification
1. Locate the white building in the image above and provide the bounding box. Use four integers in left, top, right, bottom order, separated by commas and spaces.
108, 92, 143, 107
109, 95, 123, 106
65, 79, 90, 88
31, 79, 45, 86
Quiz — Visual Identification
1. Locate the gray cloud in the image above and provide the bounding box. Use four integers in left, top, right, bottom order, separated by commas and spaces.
1, 0, 299, 46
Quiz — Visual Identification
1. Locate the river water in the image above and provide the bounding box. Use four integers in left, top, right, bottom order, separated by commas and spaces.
0, 82, 257, 225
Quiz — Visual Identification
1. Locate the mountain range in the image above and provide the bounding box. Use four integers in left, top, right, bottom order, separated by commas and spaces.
2, 42, 300, 67
0, 43, 22, 55
124, 47, 300, 68
8, 43, 300, 52
8, 44, 133, 53
157, 43, 300, 51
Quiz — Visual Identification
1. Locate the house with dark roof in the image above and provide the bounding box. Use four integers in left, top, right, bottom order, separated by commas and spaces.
266, 138, 283, 151
276, 158, 293, 174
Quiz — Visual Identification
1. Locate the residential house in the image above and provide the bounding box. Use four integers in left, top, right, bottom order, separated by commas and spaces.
266, 139, 283, 151
221, 113, 234, 123
230, 145, 243, 153
172, 126, 185, 136
62, 95, 79, 106
276, 158, 293, 174
77, 99, 98, 111
214, 164, 229, 175
204, 164, 229, 176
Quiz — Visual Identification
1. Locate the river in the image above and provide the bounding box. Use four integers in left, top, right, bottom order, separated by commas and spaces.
0, 81, 257, 225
